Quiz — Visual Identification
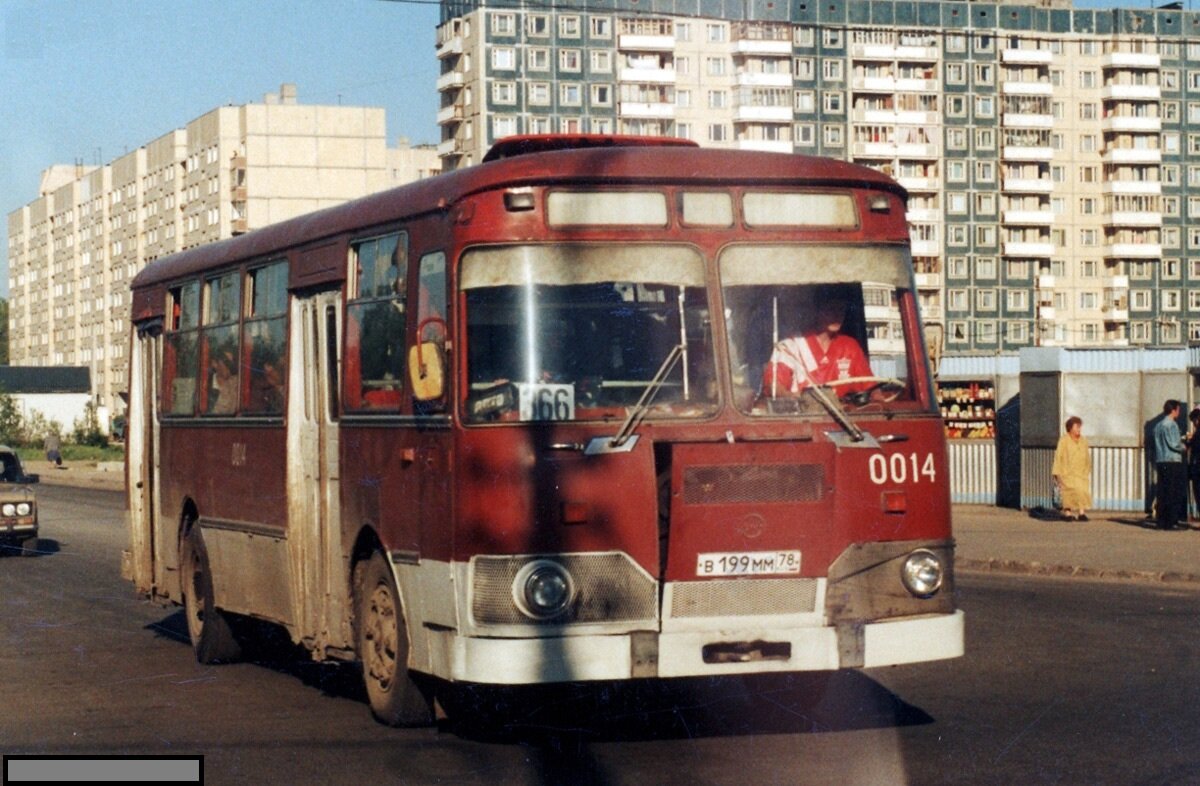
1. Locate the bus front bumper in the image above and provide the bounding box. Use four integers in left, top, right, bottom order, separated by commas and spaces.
437, 610, 964, 685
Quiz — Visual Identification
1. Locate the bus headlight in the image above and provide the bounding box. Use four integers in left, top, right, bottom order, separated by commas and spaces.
901, 549, 944, 598
1, 504, 15, 517
513, 560, 575, 620
16, 503, 31, 516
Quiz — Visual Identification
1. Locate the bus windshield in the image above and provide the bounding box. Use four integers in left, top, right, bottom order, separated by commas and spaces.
721, 244, 926, 416
462, 244, 718, 424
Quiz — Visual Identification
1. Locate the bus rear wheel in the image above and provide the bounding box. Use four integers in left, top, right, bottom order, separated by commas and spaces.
181, 526, 242, 664
355, 552, 434, 727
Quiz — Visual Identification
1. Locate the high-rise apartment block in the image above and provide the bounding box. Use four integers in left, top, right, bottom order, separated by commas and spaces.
6, 84, 439, 419
435, 0, 1199, 353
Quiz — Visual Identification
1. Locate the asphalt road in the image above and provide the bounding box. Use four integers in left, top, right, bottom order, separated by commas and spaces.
3, 485, 1198, 785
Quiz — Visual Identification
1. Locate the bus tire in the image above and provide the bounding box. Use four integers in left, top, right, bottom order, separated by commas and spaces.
20, 536, 39, 556
180, 526, 242, 664
356, 552, 434, 727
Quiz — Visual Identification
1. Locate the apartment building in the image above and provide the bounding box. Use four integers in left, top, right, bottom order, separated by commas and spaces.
6, 84, 440, 420
434, 0, 1198, 352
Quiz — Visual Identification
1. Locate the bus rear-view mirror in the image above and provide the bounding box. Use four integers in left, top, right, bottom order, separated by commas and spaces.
410, 343, 445, 401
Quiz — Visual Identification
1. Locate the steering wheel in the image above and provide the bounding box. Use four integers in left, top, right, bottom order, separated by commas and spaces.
829, 377, 906, 406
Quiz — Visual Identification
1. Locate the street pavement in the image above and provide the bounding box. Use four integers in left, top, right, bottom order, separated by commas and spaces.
28, 459, 1200, 584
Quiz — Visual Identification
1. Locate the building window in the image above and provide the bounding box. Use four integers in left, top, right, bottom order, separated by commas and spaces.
706, 57, 727, 76
527, 14, 549, 36
529, 82, 550, 106
822, 60, 843, 81
590, 17, 612, 38
560, 83, 582, 106
560, 49, 581, 72
492, 82, 515, 105
707, 23, 727, 43
795, 123, 815, 146
794, 90, 815, 112
946, 63, 966, 84
527, 48, 550, 71
709, 124, 728, 142
822, 125, 843, 146
559, 15, 580, 37
1008, 291, 1029, 313
490, 12, 515, 35
590, 50, 612, 73
590, 84, 612, 107
491, 47, 515, 70
822, 92, 843, 113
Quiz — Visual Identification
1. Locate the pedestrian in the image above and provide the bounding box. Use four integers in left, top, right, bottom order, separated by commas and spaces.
1153, 399, 1187, 530
43, 432, 62, 468
1188, 408, 1200, 522
1052, 415, 1091, 521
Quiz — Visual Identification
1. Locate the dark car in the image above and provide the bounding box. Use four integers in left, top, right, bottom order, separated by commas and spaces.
0, 446, 38, 555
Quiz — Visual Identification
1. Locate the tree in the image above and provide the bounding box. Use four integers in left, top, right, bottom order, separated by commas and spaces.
0, 387, 19, 445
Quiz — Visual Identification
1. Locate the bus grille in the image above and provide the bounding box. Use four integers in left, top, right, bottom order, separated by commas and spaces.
471, 553, 657, 626
669, 578, 818, 618
682, 465, 825, 505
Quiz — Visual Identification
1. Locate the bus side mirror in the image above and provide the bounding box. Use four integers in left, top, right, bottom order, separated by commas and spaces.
410, 343, 445, 401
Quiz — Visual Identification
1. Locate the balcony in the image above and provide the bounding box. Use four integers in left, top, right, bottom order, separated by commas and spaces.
914, 272, 943, 288
1003, 112, 1055, 129
1003, 209, 1055, 225
1102, 306, 1130, 322
436, 104, 463, 125
1104, 275, 1130, 290
1101, 52, 1161, 69
1103, 243, 1162, 259
849, 41, 940, 60
735, 71, 793, 89
1103, 180, 1161, 196
852, 76, 938, 93
1038, 304, 1056, 320
1101, 84, 1161, 101
906, 207, 939, 222
1103, 211, 1162, 227
1102, 148, 1161, 165
735, 139, 793, 154
1002, 49, 1054, 65
437, 138, 459, 157
910, 238, 940, 256
896, 176, 938, 192
230, 186, 247, 201
436, 35, 463, 58
618, 33, 675, 51
734, 106, 792, 123
733, 38, 792, 56
920, 304, 944, 321
1003, 241, 1055, 257
1002, 145, 1055, 161
1037, 274, 1056, 289
1101, 115, 1162, 133
621, 102, 676, 119
1000, 81, 1054, 97
618, 67, 675, 84
436, 71, 465, 92
1002, 177, 1054, 194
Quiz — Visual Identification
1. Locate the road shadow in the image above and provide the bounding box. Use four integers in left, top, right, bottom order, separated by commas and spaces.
147, 611, 367, 703
0, 538, 61, 557
441, 670, 932, 745
1107, 515, 1178, 531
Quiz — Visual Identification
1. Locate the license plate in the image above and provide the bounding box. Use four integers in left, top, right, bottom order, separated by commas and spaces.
696, 550, 802, 577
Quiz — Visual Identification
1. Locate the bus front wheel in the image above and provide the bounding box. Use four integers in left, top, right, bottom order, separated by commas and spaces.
180, 526, 242, 664
355, 552, 434, 727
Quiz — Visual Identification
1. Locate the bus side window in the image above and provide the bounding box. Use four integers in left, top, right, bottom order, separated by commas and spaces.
414, 251, 448, 411
163, 281, 201, 416
201, 271, 242, 416
345, 232, 408, 412
243, 260, 288, 415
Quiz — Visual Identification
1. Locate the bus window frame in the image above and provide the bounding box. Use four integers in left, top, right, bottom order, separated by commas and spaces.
343, 230, 410, 414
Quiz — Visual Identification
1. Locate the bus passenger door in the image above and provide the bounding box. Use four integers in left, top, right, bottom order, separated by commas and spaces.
125, 322, 162, 596
287, 290, 347, 653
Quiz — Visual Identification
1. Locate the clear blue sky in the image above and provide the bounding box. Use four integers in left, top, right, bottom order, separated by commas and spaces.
0, 0, 441, 297
0, 0, 1156, 298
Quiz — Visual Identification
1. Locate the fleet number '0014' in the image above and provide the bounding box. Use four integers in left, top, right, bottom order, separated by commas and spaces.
868, 452, 936, 485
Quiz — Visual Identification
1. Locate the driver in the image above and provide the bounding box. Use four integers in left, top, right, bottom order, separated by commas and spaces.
762, 298, 872, 396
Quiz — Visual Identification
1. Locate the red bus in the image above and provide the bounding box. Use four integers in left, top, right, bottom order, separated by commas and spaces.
125, 135, 963, 726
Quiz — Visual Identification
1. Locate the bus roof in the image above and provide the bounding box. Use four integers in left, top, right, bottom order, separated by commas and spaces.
482, 133, 698, 162
131, 139, 906, 294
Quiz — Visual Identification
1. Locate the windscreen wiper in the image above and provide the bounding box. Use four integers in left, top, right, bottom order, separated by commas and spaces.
606, 343, 685, 450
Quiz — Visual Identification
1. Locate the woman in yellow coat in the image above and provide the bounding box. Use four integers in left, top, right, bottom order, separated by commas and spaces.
1052, 415, 1092, 521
